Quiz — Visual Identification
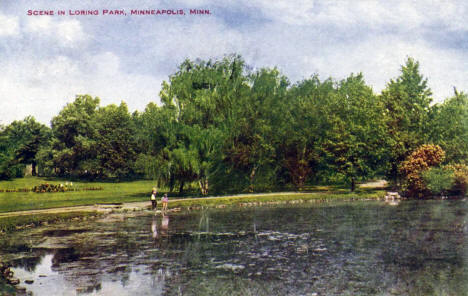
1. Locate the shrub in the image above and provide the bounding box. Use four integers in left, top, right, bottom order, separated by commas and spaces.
32, 183, 66, 193
422, 167, 454, 196
399, 144, 445, 198
447, 164, 468, 196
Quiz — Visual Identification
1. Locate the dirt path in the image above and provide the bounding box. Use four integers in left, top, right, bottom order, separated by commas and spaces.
359, 180, 388, 188
0, 192, 306, 218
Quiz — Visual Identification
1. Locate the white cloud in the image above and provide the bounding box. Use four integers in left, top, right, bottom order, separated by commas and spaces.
150, 18, 245, 61
245, 0, 468, 31
291, 35, 467, 102
0, 53, 162, 125
25, 17, 88, 47
56, 20, 87, 47
0, 14, 19, 36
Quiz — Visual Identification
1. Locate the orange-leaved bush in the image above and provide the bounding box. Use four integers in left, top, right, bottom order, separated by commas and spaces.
399, 144, 445, 198
447, 164, 468, 196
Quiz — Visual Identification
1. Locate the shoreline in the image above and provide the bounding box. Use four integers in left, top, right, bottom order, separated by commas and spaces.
0, 191, 385, 234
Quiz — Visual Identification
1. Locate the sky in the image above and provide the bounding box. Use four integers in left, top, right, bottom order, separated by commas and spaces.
0, 0, 467, 125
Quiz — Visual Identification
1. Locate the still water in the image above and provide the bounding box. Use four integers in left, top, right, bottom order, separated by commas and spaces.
1, 200, 468, 295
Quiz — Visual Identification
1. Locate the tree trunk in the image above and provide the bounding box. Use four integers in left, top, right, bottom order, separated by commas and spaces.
31, 162, 37, 176
169, 174, 175, 193
249, 166, 257, 193
199, 178, 209, 195
351, 178, 355, 192
391, 163, 398, 189
179, 180, 185, 195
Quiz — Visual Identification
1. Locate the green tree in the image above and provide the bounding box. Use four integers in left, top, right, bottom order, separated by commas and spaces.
159, 55, 249, 194
133, 103, 176, 185
323, 74, 387, 191
422, 167, 454, 196
218, 68, 289, 192
0, 125, 22, 179
1, 116, 51, 176
280, 76, 334, 189
94, 102, 137, 178
381, 57, 433, 185
51, 95, 100, 176
429, 90, 468, 164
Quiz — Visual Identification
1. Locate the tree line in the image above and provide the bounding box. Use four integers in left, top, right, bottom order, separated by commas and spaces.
1, 55, 467, 196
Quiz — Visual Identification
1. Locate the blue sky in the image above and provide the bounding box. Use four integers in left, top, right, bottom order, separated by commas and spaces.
0, 0, 467, 125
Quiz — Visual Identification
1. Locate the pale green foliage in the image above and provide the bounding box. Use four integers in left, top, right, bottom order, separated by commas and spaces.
422, 167, 454, 196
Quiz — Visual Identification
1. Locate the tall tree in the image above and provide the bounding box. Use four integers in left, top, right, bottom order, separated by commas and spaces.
159, 55, 249, 194
381, 57, 433, 185
279, 76, 334, 189
219, 68, 289, 192
51, 95, 100, 176
323, 74, 387, 191
94, 102, 137, 178
133, 103, 177, 185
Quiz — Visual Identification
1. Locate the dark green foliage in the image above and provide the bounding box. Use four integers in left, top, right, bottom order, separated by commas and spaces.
0, 116, 50, 179
94, 102, 137, 178
51, 95, 100, 177
48, 95, 137, 179
381, 58, 433, 184
323, 74, 387, 191
421, 164, 468, 197
32, 183, 68, 193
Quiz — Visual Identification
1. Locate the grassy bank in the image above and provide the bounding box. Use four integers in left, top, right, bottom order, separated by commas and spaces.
0, 176, 158, 213
169, 190, 386, 209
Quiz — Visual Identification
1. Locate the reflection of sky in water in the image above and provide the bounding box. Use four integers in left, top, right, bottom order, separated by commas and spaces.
12, 254, 77, 295
12, 255, 168, 296
87, 268, 167, 296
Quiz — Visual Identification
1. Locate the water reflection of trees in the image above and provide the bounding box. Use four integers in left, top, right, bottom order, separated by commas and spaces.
9, 255, 43, 272
380, 201, 468, 295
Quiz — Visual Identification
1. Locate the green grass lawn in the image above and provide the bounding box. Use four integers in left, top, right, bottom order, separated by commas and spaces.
0, 176, 158, 213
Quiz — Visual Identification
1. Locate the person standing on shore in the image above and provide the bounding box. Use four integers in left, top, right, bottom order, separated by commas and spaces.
150, 187, 158, 210
162, 193, 168, 213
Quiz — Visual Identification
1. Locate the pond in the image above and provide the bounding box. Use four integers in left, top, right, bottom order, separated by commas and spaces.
1, 200, 467, 295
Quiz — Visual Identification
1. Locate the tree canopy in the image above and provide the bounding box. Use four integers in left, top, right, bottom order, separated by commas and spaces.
1, 56, 466, 196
